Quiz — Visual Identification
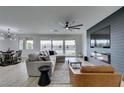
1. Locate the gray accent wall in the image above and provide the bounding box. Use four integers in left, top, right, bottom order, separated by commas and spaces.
87, 7, 124, 75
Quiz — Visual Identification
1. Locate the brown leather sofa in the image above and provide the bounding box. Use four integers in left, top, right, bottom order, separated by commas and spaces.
69, 64, 122, 87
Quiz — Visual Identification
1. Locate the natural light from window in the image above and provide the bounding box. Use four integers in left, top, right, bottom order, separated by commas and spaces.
65, 40, 76, 56
26, 40, 33, 49
52, 40, 63, 54
40, 40, 52, 50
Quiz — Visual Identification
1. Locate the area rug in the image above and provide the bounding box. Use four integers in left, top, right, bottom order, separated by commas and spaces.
48, 62, 71, 87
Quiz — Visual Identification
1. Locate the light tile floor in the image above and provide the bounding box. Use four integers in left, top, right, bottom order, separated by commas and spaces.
0, 62, 123, 87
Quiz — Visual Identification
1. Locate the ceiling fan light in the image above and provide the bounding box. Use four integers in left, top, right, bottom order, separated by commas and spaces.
65, 27, 69, 30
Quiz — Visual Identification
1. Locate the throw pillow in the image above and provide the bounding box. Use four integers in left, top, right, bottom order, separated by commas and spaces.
38, 56, 44, 61
45, 50, 50, 56
44, 50, 48, 56
41, 56, 50, 61
39, 51, 45, 56
28, 53, 39, 62
49, 50, 55, 55
45, 56, 50, 61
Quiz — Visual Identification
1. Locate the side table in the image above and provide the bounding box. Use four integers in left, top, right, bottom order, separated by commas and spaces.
38, 65, 51, 86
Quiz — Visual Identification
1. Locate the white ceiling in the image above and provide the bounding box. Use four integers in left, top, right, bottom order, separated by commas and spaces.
0, 6, 122, 34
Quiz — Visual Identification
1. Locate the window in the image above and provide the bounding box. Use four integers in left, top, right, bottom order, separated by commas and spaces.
65, 40, 76, 56
19, 40, 24, 50
40, 39, 77, 55
40, 40, 52, 50
96, 39, 110, 47
91, 39, 95, 47
52, 40, 63, 54
26, 40, 33, 49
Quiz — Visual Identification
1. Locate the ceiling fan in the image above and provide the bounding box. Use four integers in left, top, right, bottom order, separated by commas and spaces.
59, 19, 83, 31
50, 17, 83, 32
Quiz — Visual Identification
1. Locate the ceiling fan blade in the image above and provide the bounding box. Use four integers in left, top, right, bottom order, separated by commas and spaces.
70, 28, 80, 29
69, 24, 83, 28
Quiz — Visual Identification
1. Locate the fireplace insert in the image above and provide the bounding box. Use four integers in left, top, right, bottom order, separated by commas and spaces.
90, 51, 111, 64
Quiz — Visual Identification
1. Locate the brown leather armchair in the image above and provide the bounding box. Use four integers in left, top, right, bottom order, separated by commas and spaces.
69, 64, 122, 87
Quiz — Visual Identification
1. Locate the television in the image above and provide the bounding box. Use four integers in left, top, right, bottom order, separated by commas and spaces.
90, 25, 110, 48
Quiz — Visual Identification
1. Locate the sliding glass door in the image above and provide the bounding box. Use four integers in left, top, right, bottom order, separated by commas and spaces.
52, 40, 63, 54
40, 40, 52, 50
65, 40, 76, 56
40, 40, 76, 55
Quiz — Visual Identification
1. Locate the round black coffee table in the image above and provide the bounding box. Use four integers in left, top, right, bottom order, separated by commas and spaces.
38, 65, 51, 86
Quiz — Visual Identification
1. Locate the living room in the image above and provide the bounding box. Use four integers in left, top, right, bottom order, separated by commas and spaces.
0, 4, 124, 92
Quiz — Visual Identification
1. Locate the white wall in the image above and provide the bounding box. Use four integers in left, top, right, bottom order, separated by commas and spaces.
0, 39, 18, 51
0, 34, 83, 57
82, 30, 87, 56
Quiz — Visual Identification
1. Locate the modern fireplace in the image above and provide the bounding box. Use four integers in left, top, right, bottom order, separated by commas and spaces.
90, 51, 111, 64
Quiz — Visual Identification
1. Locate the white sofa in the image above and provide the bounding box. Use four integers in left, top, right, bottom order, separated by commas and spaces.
26, 55, 56, 77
